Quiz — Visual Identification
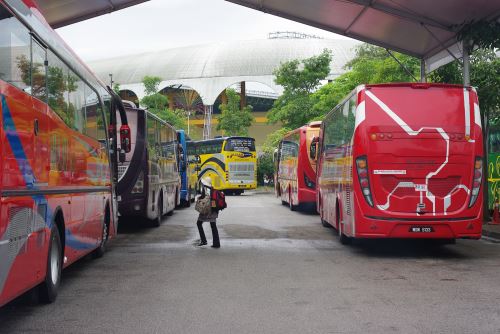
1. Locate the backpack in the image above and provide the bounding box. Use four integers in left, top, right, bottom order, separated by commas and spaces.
211, 189, 227, 211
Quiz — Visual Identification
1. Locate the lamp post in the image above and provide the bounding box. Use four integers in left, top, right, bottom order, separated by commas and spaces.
187, 110, 191, 135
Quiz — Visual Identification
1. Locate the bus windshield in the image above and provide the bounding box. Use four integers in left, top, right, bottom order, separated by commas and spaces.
225, 138, 255, 152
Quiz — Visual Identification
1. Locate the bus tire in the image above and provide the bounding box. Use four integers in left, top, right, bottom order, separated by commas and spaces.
338, 222, 352, 245
39, 225, 62, 304
289, 189, 296, 211
151, 195, 162, 228
93, 208, 109, 259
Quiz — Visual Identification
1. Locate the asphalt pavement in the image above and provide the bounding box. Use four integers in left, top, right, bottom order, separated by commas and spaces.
1, 192, 500, 334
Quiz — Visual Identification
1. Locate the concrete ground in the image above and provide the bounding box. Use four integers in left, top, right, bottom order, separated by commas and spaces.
1, 192, 500, 334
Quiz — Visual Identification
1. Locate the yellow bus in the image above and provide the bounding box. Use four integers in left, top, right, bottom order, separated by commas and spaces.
187, 137, 257, 194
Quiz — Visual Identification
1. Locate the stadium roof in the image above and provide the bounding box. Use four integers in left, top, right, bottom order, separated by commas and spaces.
226, 0, 500, 72
88, 38, 360, 105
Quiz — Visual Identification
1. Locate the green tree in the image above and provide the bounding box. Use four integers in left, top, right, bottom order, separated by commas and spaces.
257, 152, 274, 186
261, 127, 290, 154
157, 108, 188, 131
113, 83, 121, 94
217, 88, 254, 136
268, 49, 332, 129
140, 76, 187, 129
142, 75, 162, 95
308, 44, 420, 120
430, 48, 500, 122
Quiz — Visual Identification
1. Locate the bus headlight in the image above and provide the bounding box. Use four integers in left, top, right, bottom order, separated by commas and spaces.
304, 173, 315, 189
131, 172, 144, 194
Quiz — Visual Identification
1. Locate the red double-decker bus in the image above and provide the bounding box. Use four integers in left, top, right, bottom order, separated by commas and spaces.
0, 0, 130, 306
276, 121, 321, 211
316, 83, 483, 244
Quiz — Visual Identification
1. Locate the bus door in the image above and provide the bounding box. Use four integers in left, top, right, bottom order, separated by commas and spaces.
30, 38, 49, 188
29, 38, 50, 275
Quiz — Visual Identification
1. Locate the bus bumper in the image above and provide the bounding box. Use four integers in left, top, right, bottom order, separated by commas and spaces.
298, 187, 316, 206
118, 198, 147, 219
353, 214, 483, 239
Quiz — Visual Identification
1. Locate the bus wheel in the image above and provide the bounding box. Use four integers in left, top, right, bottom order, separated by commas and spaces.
289, 190, 296, 211
39, 225, 62, 303
93, 209, 109, 259
190, 187, 195, 203
321, 218, 331, 228
338, 222, 352, 245
151, 196, 162, 228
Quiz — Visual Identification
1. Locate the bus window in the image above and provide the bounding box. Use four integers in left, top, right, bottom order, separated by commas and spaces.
84, 85, 99, 139
31, 39, 47, 103
225, 138, 255, 152
47, 50, 71, 123
0, 7, 31, 91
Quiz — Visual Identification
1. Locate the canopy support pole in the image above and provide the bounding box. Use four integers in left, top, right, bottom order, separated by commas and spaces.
420, 59, 426, 83
462, 41, 471, 86
385, 49, 418, 82
203, 104, 213, 139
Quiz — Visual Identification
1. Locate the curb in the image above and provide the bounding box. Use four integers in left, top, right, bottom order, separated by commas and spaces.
482, 226, 500, 242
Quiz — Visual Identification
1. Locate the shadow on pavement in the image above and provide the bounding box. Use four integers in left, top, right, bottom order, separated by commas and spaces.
349, 238, 472, 259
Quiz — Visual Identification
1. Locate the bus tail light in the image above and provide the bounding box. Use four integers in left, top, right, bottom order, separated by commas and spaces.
356, 156, 373, 207
304, 173, 315, 189
120, 124, 131, 153
469, 157, 482, 207
131, 172, 144, 194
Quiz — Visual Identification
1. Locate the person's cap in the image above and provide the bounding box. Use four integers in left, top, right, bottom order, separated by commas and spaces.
201, 177, 212, 187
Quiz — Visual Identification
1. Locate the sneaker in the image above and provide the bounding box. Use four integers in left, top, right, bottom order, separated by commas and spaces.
211, 244, 220, 248
196, 241, 207, 246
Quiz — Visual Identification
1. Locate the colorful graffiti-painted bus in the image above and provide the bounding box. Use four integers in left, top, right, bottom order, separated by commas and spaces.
275, 121, 321, 211
0, 0, 130, 307
315, 83, 483, 244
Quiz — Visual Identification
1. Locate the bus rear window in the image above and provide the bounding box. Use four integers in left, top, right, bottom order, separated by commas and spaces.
225, 138, 255, 152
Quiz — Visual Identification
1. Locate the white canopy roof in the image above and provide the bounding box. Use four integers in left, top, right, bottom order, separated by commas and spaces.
35, 0, 148, 28
226, 0, 500, 72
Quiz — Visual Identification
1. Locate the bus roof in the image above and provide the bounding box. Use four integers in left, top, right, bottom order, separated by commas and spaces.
363, 83, 469, 90
193, 136, 255, 144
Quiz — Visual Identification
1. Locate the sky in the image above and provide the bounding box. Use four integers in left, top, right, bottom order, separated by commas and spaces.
56, 0, 350, 62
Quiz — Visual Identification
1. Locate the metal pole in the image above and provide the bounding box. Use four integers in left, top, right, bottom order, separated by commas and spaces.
187, 111, 190, 135
109, 74, 113, 89
420, 59, 426, 83
462, 40, 471, 86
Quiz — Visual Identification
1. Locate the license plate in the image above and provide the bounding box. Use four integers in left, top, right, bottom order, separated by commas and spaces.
410, 226, 434, 233
414, 184, 427, 191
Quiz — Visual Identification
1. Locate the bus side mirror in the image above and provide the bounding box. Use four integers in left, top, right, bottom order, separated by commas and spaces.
120, 125, 131, 153
195, 155, 201, 164
310, 137, 319, 161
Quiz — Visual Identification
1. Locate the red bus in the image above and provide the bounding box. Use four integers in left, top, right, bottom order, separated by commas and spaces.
0, 0, 130, 306
315, 83, 483, 244
276, 121, 321, 211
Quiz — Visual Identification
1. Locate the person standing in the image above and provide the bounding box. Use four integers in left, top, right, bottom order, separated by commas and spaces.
196, 177, 220, 248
